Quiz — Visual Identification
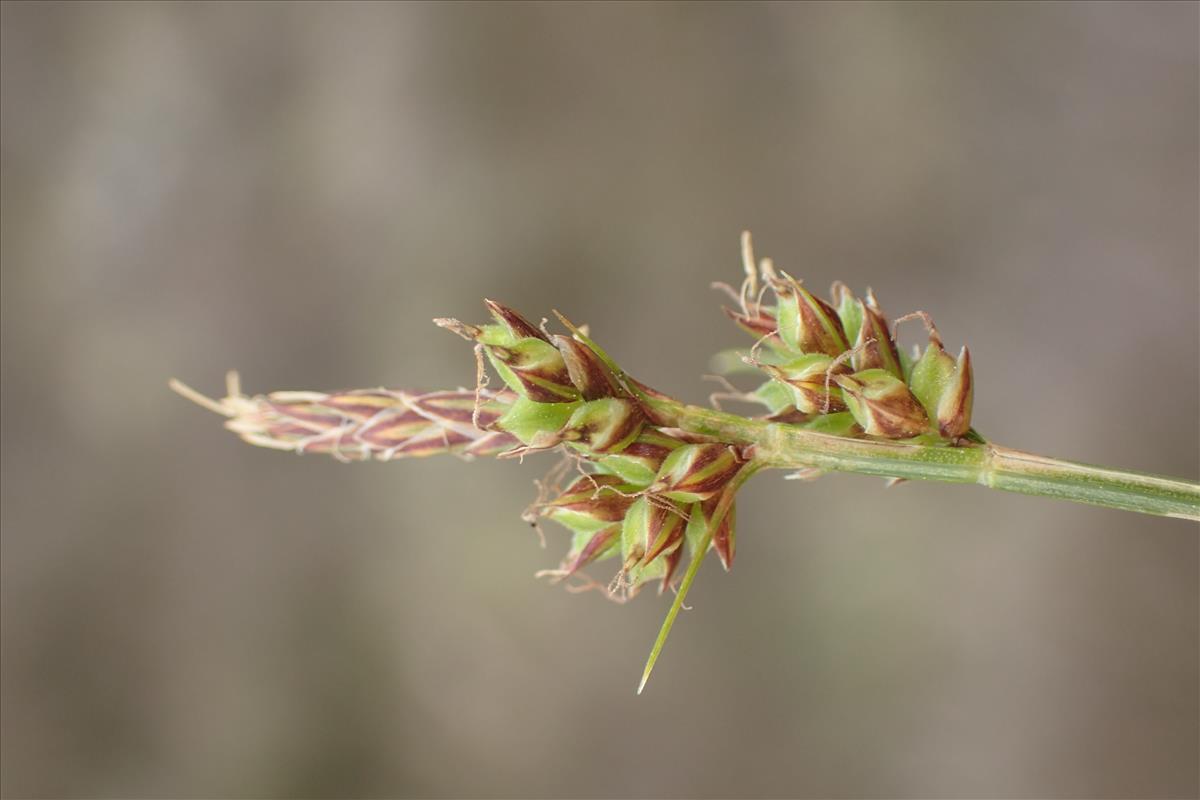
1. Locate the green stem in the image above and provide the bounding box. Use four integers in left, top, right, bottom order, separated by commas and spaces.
638, 463, 759, 694
640, 396, 1200, 521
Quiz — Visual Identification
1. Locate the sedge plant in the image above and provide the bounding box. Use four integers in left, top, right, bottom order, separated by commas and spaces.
171, 233, 1200, 693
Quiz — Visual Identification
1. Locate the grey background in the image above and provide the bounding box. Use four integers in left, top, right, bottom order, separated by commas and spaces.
2, 2, 1197, 797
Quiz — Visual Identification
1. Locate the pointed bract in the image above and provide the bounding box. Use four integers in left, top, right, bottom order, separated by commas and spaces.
553, 334, 626, 400
559, 524, 622, 577
936, 346, 973, 440
684, 494, 737, 571
830, 281, 864, 347
658, 545, 684, 594
722, 306, 785, 350
908, 337, 973, 440
852, 299, 903, 379
485, 299, 550, 342
710, 497, 736, 571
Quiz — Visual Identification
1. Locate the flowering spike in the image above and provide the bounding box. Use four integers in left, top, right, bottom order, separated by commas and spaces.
169, 377, 521, 460
171, 233, 1200, 702
833, 369, 929, 439
174, 233, 1200, 697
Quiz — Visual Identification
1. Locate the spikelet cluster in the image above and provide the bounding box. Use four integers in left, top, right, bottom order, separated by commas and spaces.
717, 233, 974, 442
431, 302, 747, 600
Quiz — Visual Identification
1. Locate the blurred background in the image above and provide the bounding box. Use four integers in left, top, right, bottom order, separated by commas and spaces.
2, 2, 1197, 797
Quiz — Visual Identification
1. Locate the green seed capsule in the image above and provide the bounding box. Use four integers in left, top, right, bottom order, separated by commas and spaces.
760, 354, 848, 414
851, 297, 903, 379
770, 274, 849, 356
620, 496, 687, 567
830, 281, 864, 347
438, 301, 580, 403
541, 474, 639, 534
619, 497, 674, 591
936, 346, 973, 440
592, 429, 684, 488
552, 334, 625, 400
909, 340, 957, 416
486, 337, 580, 403
648, 443, 744, 503
834, 369, 929, 439
908, 340, 973, 439
560, 398, 644, 455
492, 396, 579, 446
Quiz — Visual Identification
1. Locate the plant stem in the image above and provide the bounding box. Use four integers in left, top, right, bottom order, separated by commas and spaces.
640, 396, 1200, 521
638, 463, 759, 695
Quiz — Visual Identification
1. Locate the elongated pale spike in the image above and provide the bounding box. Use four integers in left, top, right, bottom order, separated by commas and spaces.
168, 378, 233, 417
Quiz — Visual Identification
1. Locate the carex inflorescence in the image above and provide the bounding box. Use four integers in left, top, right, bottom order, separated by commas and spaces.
171, 232, 981, 689
431, 300, 746, 602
